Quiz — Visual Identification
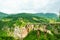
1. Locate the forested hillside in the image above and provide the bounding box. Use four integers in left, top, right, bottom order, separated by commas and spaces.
0, 12, 60, 40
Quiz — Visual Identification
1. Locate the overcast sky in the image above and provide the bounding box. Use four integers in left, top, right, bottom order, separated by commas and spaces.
0, 0, 60, 14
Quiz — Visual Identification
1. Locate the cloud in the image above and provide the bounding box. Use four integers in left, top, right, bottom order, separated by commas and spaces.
0, 0, 60, 14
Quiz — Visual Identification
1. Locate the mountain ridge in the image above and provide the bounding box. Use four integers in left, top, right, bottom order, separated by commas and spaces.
0, 12, 58, 19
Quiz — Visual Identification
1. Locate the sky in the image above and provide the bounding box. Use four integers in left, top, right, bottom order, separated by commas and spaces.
0, 0, 60, 15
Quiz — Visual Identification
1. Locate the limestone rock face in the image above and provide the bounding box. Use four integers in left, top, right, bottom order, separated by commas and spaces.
14, 27, 28, 39
13, 24, 34, 39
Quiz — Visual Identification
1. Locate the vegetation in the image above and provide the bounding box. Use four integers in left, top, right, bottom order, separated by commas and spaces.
0, 12, 60, 40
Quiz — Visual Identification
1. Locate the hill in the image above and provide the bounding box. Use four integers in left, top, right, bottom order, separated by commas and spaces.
0, 12, 8, 19
34, 13, 58, 19
0, 12, 60, 40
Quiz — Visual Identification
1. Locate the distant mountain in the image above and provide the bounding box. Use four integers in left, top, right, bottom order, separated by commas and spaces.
0, 12, 58, 19
0, 12, 8, 18
34, 13, 58, 19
